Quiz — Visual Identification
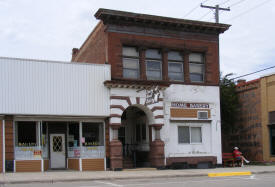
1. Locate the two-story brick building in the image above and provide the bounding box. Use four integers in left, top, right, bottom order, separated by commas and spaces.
0, 9, 230, 172
223, 73, 275, 163
72, 9, 230, 170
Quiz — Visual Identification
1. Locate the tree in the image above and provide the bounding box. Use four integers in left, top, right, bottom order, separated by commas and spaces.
220, 73, 239, 134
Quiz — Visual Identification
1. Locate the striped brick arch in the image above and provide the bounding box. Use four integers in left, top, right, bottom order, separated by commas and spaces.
109, 96, 164, 127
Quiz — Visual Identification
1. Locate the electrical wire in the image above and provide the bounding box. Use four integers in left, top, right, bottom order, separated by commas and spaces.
225, 0, 272, 22
229, 0, 246, 8
220, 0, 231, 6
198, 10, 212, 20
230, 65, 275, 80
199, 0, 230, 21
183, 0, 211, 18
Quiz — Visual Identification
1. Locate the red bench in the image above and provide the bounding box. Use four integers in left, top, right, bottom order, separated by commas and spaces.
222, 153, 241, 167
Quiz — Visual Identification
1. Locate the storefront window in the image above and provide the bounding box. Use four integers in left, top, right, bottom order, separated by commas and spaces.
82, 122, 104, 146
42, 122, 48, 158
16, 121, 37, 147
15, 121, 43, 160
68, 122, 79, 147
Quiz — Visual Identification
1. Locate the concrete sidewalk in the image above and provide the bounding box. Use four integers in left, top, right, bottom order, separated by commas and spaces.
1, 165, 275, 184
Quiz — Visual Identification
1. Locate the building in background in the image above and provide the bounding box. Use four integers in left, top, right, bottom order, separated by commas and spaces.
72, 9, 230, 170
223, 73, 275, 163
0, 57, 110, 172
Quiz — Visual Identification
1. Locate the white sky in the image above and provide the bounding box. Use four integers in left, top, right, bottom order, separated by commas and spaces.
0, 0, 274, 81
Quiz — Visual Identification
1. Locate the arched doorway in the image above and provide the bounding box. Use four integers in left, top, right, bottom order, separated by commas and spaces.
119, 106, 151, 168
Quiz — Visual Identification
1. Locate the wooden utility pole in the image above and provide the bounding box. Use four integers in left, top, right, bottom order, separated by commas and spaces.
200, 4, 230, 23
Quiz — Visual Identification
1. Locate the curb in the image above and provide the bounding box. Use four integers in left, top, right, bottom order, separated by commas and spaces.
1, 170, 275, 185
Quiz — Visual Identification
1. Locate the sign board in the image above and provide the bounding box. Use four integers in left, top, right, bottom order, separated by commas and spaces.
171, 102, 209, 109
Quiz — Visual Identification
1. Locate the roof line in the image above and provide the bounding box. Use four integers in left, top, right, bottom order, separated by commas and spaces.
0, 56, 110, 67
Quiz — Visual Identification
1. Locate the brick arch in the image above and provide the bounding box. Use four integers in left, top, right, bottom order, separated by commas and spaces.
110, 96, 164, 126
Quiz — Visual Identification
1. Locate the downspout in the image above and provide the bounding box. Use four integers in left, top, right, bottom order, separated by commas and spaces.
2, 119, 5, 173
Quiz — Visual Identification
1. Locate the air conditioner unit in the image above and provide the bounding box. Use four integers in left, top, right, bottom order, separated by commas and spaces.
198, 111, 208, 119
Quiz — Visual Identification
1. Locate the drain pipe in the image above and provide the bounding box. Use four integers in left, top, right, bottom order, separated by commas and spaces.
2, 119, 5, 173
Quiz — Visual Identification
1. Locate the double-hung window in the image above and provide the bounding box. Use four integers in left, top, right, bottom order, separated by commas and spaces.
178, 126, 202, 144
189, 53, 204, 82
146, 49, 162, 80
168, 51, 184, 81
122, 47, 140, 79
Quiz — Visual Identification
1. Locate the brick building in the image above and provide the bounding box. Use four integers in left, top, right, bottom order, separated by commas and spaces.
223, 73, 275, 162
0, 9, 230, 173
72, 9, 230, 170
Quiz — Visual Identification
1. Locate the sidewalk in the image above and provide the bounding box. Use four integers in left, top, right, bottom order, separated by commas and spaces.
1, 165, 275, 184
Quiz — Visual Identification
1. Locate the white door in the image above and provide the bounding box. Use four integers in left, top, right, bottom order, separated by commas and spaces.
50, 134, 65, 169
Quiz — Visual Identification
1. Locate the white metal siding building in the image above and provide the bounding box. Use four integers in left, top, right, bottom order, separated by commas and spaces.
0, 57, 110, 172
0, 57, 110, 116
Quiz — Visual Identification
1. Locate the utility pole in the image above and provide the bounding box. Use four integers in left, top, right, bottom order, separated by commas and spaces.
200, 4, 230, 23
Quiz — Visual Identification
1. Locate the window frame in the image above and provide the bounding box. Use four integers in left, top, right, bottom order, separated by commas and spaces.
168, 51, 184, 81
178, 125, 202, 144
145, 49, 162, 80
82, 122, 104, 147
15, 121, 38, 147
189, 53, 205, 83
168, 61, 184, 81
146, 59, 162, 80
122, 46, 140, 79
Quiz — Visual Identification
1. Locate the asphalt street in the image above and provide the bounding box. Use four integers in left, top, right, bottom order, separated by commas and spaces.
2, 173, 275, 187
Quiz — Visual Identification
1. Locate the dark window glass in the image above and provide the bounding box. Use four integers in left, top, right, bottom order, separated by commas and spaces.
68, 122, 79, 147
82, 122, 104, 146
178, 126, 190, 143
17, 121, 37, 147
270, 125, 275, 155
269, 111, 275, 124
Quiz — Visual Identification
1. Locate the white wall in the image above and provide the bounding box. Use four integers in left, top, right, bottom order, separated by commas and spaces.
0, 57, 110, 117
162, 84, 222, 164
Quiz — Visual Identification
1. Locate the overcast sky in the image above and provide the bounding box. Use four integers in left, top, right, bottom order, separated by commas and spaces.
0, 0, 274, 81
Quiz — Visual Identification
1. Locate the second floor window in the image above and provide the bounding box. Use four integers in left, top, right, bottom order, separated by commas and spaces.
168, 51, 184, 81
122, 47, 140, 79
146, 49, 162, 80
189, 53, 204, 82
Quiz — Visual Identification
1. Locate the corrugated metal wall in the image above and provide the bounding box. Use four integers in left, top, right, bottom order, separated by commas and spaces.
0, 57, 110, 116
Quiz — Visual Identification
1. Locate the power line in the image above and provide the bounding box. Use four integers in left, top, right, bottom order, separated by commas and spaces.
230, 65, 275, 80
201, 3, 230, 23
225, 0, 272, 22
198, 10, 212, 20
229, 0, 246, 8
220, 0, 231, 6
183, 0, 211, 18
200, 0, 231, 21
